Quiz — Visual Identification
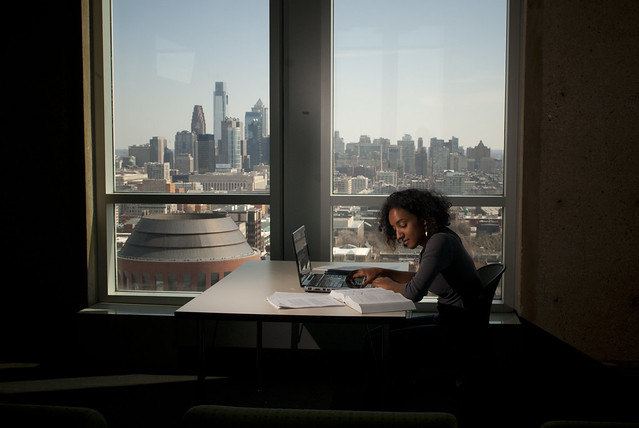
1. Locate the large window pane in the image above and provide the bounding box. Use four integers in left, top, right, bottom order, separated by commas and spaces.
111, 0, 270, 194
333, 0, 507, 196
107, 0, 271, 298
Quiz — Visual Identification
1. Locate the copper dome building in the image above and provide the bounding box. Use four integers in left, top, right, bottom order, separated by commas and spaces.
117, 213, 261, 292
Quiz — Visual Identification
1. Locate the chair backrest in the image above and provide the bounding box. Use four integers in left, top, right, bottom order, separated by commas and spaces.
182, 405, 458, 428
475, 263, 506, 324
0, 403, 108, 428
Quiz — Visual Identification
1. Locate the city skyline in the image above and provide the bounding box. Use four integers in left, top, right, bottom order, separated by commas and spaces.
112, 0, 507, 152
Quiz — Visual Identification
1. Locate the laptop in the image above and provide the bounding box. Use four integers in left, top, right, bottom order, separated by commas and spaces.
291, 225, 352, 292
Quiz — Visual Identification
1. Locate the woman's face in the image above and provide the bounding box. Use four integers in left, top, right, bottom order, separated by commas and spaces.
388, 207, 427, 249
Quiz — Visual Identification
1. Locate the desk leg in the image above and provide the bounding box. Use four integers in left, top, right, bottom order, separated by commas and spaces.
196, 319, 206, 401
380, 324, 391, 401
256, 320, 263, 391
291, 322, 300, 351
380, 324, 390, 362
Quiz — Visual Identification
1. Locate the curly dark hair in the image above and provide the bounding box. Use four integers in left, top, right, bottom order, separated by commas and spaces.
378, 189, 451, 248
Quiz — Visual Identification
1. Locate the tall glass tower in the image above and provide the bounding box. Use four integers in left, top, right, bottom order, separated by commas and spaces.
191, 105, 206, 135
221, 118, 242, 169
213, 82, 228, 149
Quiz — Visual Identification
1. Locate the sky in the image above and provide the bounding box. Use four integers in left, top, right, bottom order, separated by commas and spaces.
112, 0, 507, 152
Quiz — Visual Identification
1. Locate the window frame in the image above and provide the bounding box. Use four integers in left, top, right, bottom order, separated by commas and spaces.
322, 0, 522, 312
86, 0, 283, 306
86, 0, 522, 311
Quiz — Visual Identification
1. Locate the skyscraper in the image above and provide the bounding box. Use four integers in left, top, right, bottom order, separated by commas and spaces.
245, 99, 267, 169
221, 118, 243, 169
197, 134, 216, 173
191, 105, 206, 135
149, 136, 167, 164
175, 130, 198, 167
397, 134, 415, 175
245, 110, 262, 169
430, 137, 449, 174
387, 145, 404, 176
251, 98, 269, 138
213, 82, 228, 149
415, 146, 428, 177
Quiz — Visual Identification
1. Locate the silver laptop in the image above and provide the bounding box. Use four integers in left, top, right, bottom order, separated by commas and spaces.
291, 225, 351, 292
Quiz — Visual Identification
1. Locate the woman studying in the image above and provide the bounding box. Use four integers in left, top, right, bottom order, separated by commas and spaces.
347, 188, 483, 328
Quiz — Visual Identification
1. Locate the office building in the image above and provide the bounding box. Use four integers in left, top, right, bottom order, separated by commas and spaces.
350, 176, 369, 194
376, 170, 397, 186
139, 178, 172, 193
415, 146, 428, 176
387, 145, 404, 176
213, 81, 228, 149
175, 130, 198, 163
128, 144, 151, 167
174, 153, 194, 174
334, 131, 345, 154
197, 133, 216, 173
429, 137, 449, 174
191, 105, 206, 135
149, 136, 167, 164
245, 108, 264, 169
145, 162, 170, 180
467, 140, 492, 171
251, 98, 268, 138
332, 245, 371, 262
224, 204, 264, 253
333, 176, 351, 194
448, 152, 468, 172
397, 134, 415, 175
220, 117, 243, 169
190, 171, 267, 192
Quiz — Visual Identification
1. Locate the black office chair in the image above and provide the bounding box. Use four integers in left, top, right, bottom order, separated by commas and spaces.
456, 263, 506, 387
475, 262, 506, 324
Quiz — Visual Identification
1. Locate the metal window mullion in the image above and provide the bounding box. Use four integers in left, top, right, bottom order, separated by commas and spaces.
106, 193, 272, 206
329, 194, 506, 208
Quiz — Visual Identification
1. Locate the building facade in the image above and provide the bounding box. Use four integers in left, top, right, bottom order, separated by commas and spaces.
117, 213, 261, 292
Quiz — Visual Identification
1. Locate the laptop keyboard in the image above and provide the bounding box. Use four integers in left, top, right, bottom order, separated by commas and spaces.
319, 274, 344, 288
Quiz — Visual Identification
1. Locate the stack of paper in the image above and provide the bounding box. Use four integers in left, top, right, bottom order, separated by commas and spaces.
267, 288, 415, 314
267, 292, 345, 309
329, 288, 416, 314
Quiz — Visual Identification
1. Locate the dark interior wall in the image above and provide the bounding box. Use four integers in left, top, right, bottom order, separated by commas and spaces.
520, 0, 639, 364
3, 2, 88, 364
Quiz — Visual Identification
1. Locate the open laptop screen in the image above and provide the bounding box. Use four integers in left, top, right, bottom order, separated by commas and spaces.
292, 225, 311, 277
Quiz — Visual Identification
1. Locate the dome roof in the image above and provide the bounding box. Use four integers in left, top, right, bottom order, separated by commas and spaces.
118, 213, 259, 261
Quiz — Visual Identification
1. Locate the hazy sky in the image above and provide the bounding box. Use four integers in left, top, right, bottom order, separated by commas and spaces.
112, 0, 507, 151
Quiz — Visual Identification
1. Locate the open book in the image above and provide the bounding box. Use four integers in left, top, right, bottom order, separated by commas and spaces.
329, 288, 416, 314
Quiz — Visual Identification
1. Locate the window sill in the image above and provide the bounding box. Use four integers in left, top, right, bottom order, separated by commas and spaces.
79, 303, 179, 317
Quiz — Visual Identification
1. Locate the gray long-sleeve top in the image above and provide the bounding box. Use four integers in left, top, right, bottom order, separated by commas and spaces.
401, 228, 482, 308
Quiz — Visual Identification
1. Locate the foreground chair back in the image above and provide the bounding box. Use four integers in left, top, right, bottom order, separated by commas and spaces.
0, 403, 108, 427
182, 405, 457, 428
541, 421, 639, 428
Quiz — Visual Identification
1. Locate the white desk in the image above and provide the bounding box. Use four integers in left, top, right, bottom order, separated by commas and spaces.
177, 260, 410, 321
176, 260, 411, 394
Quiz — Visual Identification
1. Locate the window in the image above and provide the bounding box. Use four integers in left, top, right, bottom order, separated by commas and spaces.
88, 0, 520, 308
329, 0, 521, 309
91, 0, 274, 304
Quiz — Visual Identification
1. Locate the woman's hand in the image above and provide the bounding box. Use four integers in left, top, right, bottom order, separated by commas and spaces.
346, 268, 384, 288
347, 268, 406, 294
370, 277, 404, 293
